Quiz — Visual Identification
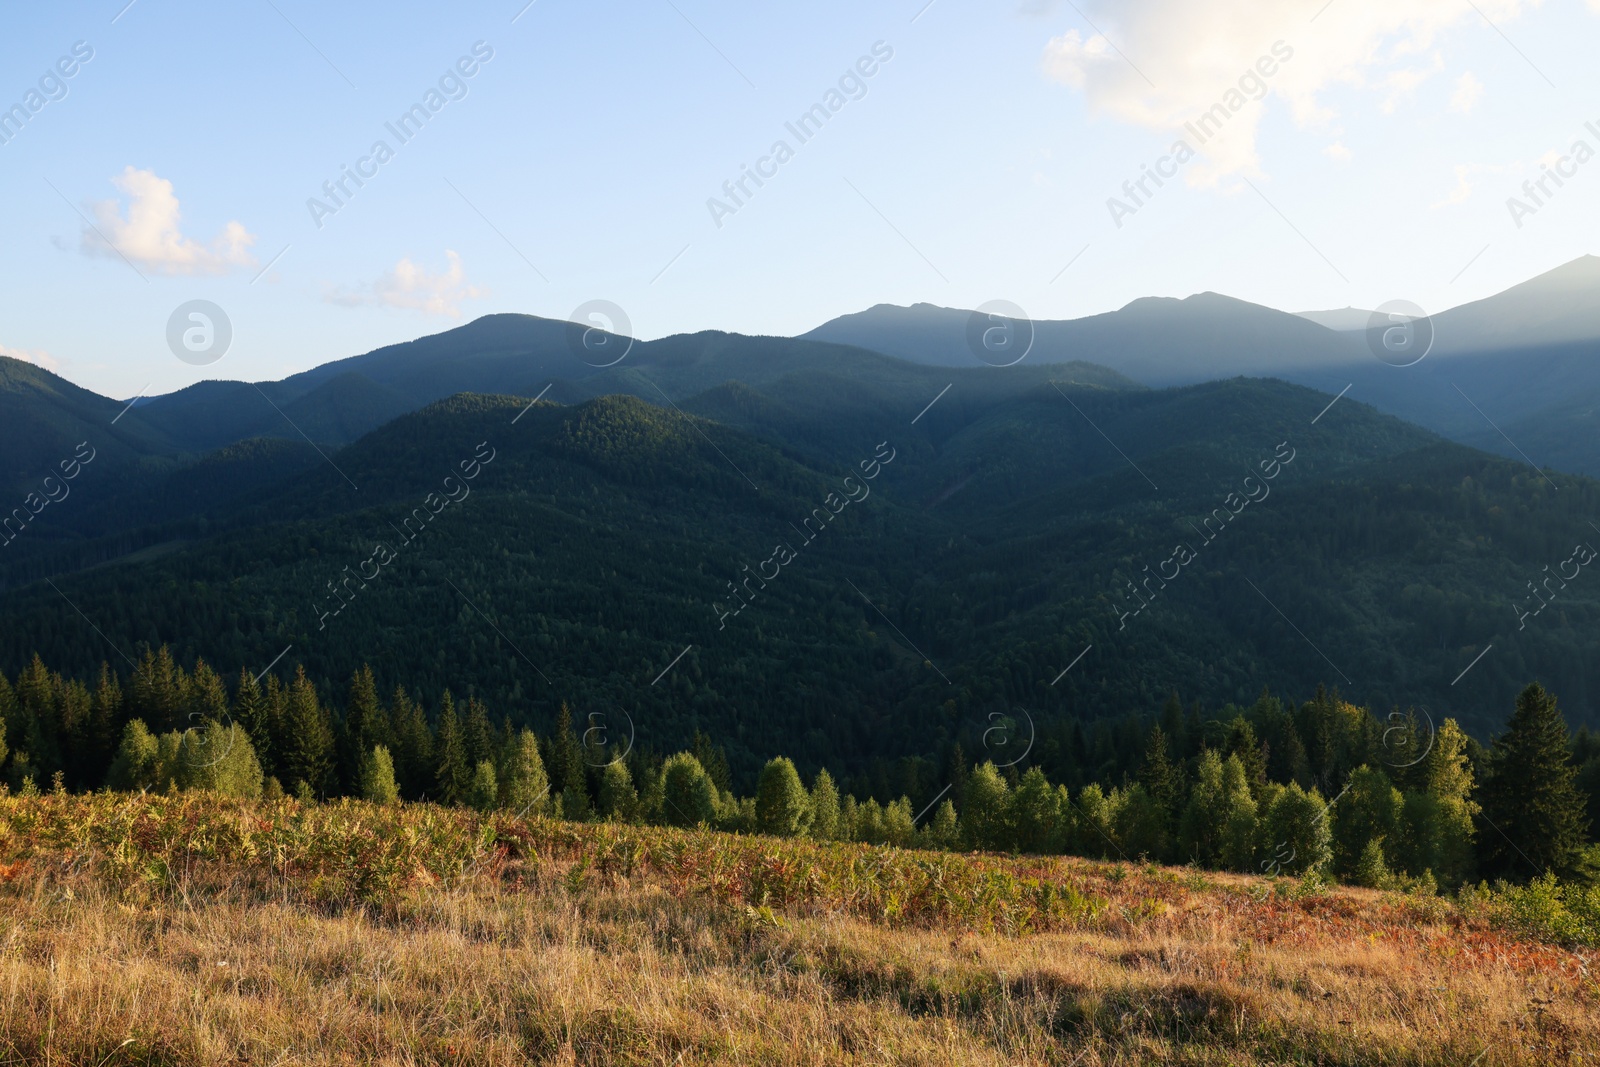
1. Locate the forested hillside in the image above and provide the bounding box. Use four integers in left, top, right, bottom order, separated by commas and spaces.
4, 370, 1600, 790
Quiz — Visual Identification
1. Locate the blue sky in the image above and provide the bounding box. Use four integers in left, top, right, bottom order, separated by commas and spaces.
2, 0, 1598, 399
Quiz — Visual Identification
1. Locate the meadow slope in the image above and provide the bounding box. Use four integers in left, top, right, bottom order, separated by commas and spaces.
0, 792, 1594, 1066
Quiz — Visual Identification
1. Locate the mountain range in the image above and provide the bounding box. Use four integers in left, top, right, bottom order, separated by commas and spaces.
2, 257, 1599, 783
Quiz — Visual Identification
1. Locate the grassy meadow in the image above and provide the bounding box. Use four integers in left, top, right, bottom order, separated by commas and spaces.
0, 790, 1594, 1065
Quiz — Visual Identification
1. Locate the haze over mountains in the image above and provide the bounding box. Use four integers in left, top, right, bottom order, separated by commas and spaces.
806, 256, 1600, 477
3, 256, 1600, 778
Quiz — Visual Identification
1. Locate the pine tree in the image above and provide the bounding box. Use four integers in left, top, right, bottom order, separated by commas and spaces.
1478, 683, 1592, 881
281, 667, 335, 800
545, 703, 584, 800
84, 663, 122, 787
232, 670, 274, 779
597, 760, 637, 821
463, 695, 493, 768
433, 692, 468, 806
1139, 724, 1182, 819
809, 768, 841, 840
498, 729, 550, 815
465, 760, 498, 811
388, 688, 433, 800
1224, 717, 1270, 799
691, 729, 733, 792
342, 667, 390, 791
129, 646, 180, 732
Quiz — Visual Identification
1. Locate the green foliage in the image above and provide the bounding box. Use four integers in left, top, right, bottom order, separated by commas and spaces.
1354, 837, 1393, 889
282, 667, 334, 800
808, 768, 840, 840
359, 745, 400, 805
1256, 783, 1332, 877
597, 760, 637, 822
176, 721, 263, 799
658, 752, 717, 827
754, 756, 811, 838
1010, 768, 1068, 854
1330, 765, 1403, 878
498, 729, 549, 816
106, 720, 160, 792
1479, 684, 1593, 882
466, 760, 498, 812
432, 692, 468, 807
960, 762, 1011, 851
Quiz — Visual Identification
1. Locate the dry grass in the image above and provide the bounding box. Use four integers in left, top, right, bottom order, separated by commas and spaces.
0, 793, 1595, 1065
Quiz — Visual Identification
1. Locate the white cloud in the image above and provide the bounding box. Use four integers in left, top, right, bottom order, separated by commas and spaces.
1450, 71, 1485, 114
1042, 0, 1536, 185
0, 344, 58, 372
325, 251, 488, 317
1378, 53, 1445, 114
1432, 160, 1520, 207
1324, 141, 1352, 162
80, 167, 257, 275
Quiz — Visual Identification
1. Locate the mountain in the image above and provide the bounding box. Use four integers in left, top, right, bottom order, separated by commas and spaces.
122, 315, 1139, 456
808, 257, 1600, 477
1428, 255, 1600, 354
5, 365, 1599, 787
803, 294, 1365, 386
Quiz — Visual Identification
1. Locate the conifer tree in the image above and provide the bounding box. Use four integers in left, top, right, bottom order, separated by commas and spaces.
388, 687, 433, 800
1139, 724, 1182, 821
465, 760, 498, 811
84, 663, 121, 786
345, 668, 388, 758
232, 670, 276, 784
433, 692, 468, 806
281, 666, 335, 799
809, 768, 841, 840
1478, 683, 1592, 881
597, 760, 638, 821
463, 695, 493, 769
545, 703, 584, 800
498, 728, 550, 815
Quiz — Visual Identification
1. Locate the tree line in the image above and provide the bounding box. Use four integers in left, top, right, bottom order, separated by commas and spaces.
1, 646, 1595, 888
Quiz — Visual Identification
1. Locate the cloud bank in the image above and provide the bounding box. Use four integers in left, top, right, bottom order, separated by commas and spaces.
80, 167, 257, 275
1042, 0, 1535, 185
325, 251, 488, 317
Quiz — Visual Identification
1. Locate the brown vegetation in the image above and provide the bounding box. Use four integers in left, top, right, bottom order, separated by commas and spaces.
0, 791, 1594, 1065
